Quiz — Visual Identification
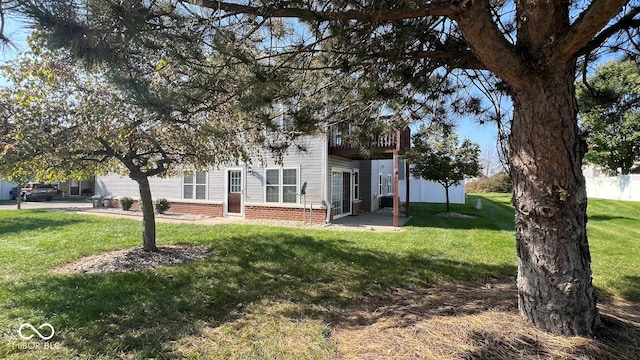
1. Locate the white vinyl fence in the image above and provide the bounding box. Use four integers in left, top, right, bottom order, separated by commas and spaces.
584, 170, 640, 202
399, 179, 466, 204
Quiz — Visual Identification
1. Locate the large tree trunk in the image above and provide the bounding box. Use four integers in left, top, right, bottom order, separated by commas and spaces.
134, 176, 158, 252
510, 70, 599, 336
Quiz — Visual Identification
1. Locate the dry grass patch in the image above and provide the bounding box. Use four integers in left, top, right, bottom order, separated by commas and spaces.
332, 279, 640, 359
173, 300, 336, 360
170, 279, 639, 359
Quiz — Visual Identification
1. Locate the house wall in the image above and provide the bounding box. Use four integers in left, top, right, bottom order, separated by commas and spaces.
370, 159, 396, 211
357, 160, 372, 213
246, 136, 326, 206
111, 198, 224, 217
327, 155, 361, 216
95, 135, 330, 221
373, 159, 465, 205
245, 204, 327, 223
0, 180, 16, 200
54, 179, 96, 197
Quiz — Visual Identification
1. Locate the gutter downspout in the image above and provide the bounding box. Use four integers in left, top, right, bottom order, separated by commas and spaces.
323, 128, 331, 224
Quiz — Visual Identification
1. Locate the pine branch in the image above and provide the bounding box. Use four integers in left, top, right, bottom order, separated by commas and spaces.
552, 0, 631, 64
189, 0, 458, 22
578, 6, 640, 57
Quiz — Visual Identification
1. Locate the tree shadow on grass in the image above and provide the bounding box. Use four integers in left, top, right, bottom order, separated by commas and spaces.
0, 210, 83, 236
7, 232, 517, 358
406, 195, 515, 231
589, 214, 637, 222
622, 276, 640, 302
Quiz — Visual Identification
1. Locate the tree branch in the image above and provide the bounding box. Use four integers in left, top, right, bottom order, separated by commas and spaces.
188, 0, 457, 21
577, 6, 640, 57
453, 0, 527, 90
552, 0, 630, 64
376, 49, 486, 70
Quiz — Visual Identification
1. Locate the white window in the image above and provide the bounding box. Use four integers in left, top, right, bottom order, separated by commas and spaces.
274, 103, 294, 132
184, 171, 207, 200
386, 174, 393, 195
378, 173, 383, 195
229, 170, 242, 193
265, 168, 298, 203
353, 170, 360, 200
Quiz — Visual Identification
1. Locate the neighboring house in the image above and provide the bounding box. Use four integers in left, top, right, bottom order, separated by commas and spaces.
54, 179, 96, 197
372, 159, 466, 206
0, 179, 95, 200
0, 180, 17, 200
95, 127, 411, 223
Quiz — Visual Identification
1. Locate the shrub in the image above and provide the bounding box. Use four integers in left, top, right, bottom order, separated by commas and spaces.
120, 196, 134, 211
466, 172, 512, 193
154, 198, 171, 214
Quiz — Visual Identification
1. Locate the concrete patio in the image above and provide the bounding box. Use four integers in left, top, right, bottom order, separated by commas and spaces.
328, 208, 410, 232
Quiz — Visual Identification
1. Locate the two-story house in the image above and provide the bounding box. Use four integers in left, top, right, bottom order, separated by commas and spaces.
94, 127, 411, 225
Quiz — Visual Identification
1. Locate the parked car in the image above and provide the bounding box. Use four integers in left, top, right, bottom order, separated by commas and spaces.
18, 183, 58, 201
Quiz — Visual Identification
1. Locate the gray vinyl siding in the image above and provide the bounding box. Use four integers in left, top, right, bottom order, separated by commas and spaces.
95, 172, 223, 202
328, 156, 356, 173
95, 135, 327, 206
246, 136, 325, 205
96, 174, 180, 200
207, 169, 225, 202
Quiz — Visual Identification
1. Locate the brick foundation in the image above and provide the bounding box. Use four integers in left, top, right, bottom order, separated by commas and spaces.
110, 198, 223, 217
245, 205, 327, 223
352, 201, 363, 215
110, 197, 328, 222
167, 202, 223, 217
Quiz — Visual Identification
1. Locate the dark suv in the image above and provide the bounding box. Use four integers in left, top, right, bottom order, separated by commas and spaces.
17, 183, 57, 201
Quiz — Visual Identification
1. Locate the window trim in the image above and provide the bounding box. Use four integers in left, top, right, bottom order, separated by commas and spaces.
378, 173, 383, 196
353, 169, 360, 200
386, 174, 393, 195
273, 103, 295, 132
264, 167, 299, 204
182, 170, 208, 200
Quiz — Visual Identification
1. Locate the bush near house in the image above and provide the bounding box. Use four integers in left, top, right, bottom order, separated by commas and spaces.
466, 172, 512, 193
154, 198, 171, 214
120, 196, 134, 211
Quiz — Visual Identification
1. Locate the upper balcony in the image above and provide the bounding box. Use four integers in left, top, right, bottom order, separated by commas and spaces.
328, 126, 411, 159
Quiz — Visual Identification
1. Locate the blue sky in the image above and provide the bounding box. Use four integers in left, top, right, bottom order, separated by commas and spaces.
458, 117, 499, 152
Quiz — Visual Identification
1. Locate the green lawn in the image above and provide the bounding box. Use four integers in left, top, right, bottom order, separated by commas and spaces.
0, 194, 637, 359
